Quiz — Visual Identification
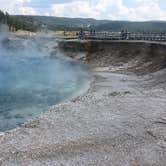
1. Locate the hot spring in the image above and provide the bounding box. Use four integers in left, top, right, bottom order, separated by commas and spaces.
0, 35, 90, 132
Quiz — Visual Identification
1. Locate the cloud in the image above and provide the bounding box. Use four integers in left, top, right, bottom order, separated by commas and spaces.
18, 7, 37, 15
50, 1, 99, 18
0, 0, 166, 20
16, 0, 31, 2
49, 0, 166, 20
0, 0, 33, 15
50, 0, 125, 19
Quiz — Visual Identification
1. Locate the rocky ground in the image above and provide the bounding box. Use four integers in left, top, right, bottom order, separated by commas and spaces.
1, 40, 166, 166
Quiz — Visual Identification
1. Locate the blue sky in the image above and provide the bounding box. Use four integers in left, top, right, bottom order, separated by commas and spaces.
0, 0, 166, 21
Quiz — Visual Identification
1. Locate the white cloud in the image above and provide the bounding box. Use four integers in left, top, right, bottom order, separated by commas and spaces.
50, 0, 124, 19
127, 1, 166, 20
135, 0, 158, 2
0, 0, 166, 20
18, 7, 36, 15
49, 0, 166, 21
16, 0, 31, 2
51, 1, 98, 18
0, 0, 36, 15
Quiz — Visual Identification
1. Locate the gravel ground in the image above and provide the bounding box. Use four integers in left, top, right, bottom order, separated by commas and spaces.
1, 64, 166, 165
1, 39, 166, 166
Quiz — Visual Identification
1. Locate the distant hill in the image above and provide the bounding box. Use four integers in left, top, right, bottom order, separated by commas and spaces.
4, 13, 166, 32
32, 16, 109, 28
13, 15, 110, 31
94, 21, 166, 33
30, 16, 166, 33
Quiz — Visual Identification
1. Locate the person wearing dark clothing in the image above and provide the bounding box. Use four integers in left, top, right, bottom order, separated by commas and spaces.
78, 28, 85, 39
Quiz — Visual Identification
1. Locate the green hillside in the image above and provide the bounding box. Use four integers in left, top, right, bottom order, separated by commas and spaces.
23, 15, 109, 31
19, 16, 166, 33
94, 21, 166, 33
1, 10, 166, 33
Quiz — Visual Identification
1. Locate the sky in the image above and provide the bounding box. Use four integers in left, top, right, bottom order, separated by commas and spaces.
0, 0, 166, 21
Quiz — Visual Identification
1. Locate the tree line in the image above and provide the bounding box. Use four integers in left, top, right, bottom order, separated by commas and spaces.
0, 10, 38, 32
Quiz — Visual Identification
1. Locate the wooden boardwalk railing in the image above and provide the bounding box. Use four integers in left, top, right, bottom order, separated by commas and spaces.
82, 32, 166, 41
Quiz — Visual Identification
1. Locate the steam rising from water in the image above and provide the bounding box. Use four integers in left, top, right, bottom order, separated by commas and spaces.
0, 32, 90, 131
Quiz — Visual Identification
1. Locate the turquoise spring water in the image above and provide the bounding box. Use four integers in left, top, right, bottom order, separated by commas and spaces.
0, 36, 90, 131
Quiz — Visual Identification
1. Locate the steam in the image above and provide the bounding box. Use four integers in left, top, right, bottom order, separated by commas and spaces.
0, 29, 90, 131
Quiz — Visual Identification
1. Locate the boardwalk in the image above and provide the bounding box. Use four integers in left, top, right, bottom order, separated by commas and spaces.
61, 32, 166, 41
84, 32, 166, 41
